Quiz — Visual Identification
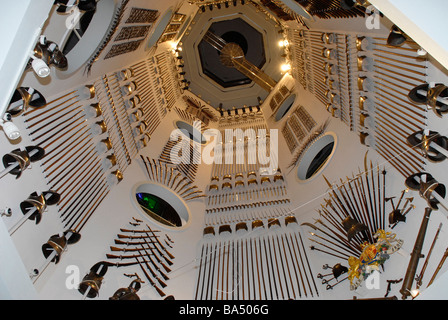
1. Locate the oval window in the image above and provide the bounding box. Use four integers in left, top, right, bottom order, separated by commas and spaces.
136, 193, 182, 227
175, 120, 207, 144
132, 182, 190, 230
275, 94, 296, 121
297, 133, 336, 181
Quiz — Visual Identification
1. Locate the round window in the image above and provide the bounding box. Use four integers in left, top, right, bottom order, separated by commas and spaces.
56, 0, 118, 77
175, 121, 207, 144
297, 133, 336, 181
132, 182, 190, 229
275, 94, 296, 121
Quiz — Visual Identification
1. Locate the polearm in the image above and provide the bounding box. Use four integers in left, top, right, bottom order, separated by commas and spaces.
350, 174, 375, 242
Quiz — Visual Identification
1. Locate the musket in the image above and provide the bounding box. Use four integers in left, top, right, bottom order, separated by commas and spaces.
116, 233, 158, 240
416, 223, 442, 289
140, 234, 172, 270
135, 256, 166, 297
400, 207, 432, 299
427, 247, 448, 288
146, 224, 174, 260
119, 228, 160, 234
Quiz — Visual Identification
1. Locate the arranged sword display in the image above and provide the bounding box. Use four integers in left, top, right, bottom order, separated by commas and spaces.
194, 216, 319, 300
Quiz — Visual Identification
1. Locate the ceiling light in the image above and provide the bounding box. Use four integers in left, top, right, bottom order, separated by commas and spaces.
281, 63, 291, 72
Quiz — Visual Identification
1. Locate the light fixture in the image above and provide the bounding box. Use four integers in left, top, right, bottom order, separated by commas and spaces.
0, 113, 20, 140
281, 63, 291, 72
30, 56, 51, 78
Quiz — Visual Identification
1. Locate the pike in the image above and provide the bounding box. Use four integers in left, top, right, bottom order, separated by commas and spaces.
376, 86, 426, 117
299, 233, 318, 297
374, 119, 420, 154
56, 159, 103, 210
276, 234, 296, 299
319, 206, 351, 242
302, 221, 360, 254
427, 247, 448, 288
322, 175, 353, 221
375, 70, 419, 88
281, 233, 302, 298
49, 146, 98, 188
251, 238, 262, 299
268, 235, 285, 299
349, 175, 375, 241
24, 90, 79, 116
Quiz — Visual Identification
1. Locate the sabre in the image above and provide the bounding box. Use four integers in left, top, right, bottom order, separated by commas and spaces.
416, 222, 442, 289
427, 247, 448, 288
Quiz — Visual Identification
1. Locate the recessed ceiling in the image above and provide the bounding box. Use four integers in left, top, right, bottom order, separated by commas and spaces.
198, 17, 266, 88
180, 3, 286, 110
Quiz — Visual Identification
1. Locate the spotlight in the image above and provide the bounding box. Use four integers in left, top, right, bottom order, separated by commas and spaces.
0, 113, 20, 140
217, 3, 221, 9
225, 1, 229, 8
201, 6, 205, 12
30, 56, 51, 78
209, 4, 213, 11
281, 63, 291, 72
